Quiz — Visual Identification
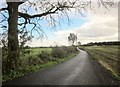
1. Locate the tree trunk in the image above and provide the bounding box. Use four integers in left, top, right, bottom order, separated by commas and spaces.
6, 2, 19, 73
118, 46, 120, 74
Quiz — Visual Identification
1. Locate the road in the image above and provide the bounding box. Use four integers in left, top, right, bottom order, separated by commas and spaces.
3, 49, 118, 85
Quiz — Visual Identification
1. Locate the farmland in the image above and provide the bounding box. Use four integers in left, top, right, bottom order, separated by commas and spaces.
80, 46, 120, 80
25, 47, 52, 55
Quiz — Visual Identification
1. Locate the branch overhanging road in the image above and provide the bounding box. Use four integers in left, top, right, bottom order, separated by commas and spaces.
3, 49, 118, 85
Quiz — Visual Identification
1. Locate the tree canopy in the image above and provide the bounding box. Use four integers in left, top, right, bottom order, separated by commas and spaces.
68, 33, 77, 45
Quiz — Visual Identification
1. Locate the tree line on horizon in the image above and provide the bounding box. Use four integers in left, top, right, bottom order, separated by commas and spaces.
83, 41, 120, 46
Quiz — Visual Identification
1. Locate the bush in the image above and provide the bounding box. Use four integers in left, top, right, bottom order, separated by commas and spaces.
38, 51, 51, 61
51, 47, 67, 58
67, 46, 77, 53
27, 55, 43, 66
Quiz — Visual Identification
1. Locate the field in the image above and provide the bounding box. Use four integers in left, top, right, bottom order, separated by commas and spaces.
25, 47, 52, 55
80, 46, 120, 80
21, 47, 52, 58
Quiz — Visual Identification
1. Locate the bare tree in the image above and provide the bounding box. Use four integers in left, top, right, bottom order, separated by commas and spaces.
0, 0, 117, 73
78, 42, 81, 46
68, 33, 77, 45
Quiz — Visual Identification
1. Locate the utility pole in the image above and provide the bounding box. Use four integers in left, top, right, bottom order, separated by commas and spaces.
76, 33, 77, 46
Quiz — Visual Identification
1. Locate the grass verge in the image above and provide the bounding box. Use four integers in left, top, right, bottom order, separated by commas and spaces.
3, 51, 79, 82
80, 46, 120, 81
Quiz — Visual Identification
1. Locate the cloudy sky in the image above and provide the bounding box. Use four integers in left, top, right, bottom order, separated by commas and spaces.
26, 6, 118, 47
0, 0, 118, 47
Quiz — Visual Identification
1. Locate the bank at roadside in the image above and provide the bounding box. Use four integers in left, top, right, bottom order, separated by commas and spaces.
79, 46, 120, 85
2, 45, 79, 82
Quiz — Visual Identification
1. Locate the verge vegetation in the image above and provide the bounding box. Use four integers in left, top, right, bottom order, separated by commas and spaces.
79, 46, 120, 80
2, 46, 79, 82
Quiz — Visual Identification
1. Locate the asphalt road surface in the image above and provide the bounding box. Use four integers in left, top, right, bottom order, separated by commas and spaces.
3, 49, 118, 85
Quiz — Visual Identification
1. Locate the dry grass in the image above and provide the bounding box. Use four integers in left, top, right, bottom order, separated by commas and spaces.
80, 45, 120, 80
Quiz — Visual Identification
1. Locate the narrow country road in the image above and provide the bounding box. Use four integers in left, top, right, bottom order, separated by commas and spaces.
3, 49, 118, 85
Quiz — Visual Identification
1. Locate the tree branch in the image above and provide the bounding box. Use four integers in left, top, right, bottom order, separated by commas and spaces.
18, 1, 76, 19
18, 0, 28, 5
18, 7, 60, 19
0, 8, 8, 12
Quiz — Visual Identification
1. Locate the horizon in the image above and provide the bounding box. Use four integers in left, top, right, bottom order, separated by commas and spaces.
23, 41, 119, 47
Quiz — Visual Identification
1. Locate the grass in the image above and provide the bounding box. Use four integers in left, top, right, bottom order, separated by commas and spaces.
19, 48, 52, 64
87, 46, 119, 55
80, 45, 120, 80
25, 48, 52, 56
3, 47, 79, 82
99, 60, 120, 80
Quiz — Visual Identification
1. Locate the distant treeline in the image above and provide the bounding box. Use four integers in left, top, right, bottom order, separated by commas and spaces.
83, 41, 120, 46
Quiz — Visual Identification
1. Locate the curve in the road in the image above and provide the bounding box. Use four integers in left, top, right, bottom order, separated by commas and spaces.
3, 49, 118, 85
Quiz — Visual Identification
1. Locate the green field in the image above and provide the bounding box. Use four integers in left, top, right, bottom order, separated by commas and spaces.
25, 48, 52, 55
20, 47, 52, 60
80, 46, 120, 80
84, 46, 118, 55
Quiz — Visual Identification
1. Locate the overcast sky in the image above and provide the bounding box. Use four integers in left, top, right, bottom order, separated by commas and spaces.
0, 0, 118, 47
26, 6, 118, 47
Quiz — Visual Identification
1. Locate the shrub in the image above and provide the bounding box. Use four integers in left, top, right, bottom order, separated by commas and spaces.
23, 50, 31, 56
51, 47, 67, 58
38, 51, 51, 61
27, 55, 43, 66
67, 46, 77, 53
